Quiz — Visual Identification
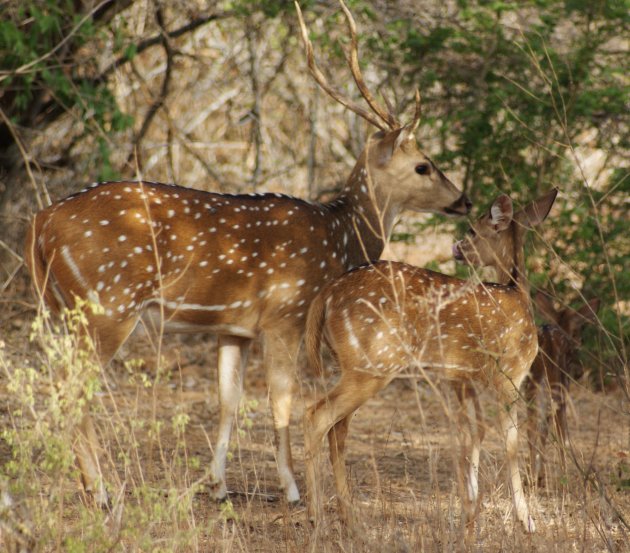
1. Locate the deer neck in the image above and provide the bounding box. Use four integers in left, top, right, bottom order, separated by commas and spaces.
333, 150, 401, 267
493, 223, 529, 296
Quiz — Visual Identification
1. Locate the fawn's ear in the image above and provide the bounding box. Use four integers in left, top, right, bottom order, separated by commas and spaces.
534, 291, 560, 324
489, 194, 513, 231
517, 188, 558, 229
575, 298, 601, 325
374, 126, 413, 166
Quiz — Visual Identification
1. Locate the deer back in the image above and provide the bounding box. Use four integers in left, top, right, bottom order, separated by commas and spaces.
307, 261, 538, 384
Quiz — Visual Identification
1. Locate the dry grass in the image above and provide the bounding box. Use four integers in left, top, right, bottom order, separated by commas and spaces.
0, 291, 627, 552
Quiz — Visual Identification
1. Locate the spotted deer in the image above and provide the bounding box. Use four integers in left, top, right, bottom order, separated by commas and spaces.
24, 1, 470, 507
525, 292, 600, 484
304, 189, 558, 533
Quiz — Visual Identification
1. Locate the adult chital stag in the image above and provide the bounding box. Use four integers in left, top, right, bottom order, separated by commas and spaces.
525, 292, 600, 484
304, 189, 559, 533
24, 1, 470, 507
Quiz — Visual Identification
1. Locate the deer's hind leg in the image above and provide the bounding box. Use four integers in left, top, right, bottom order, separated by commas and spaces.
76, 314, 139, 507
304, 371, 388, 525
264, 327, 302, 503
453, 383, 484, 527
496, 377, 535, 533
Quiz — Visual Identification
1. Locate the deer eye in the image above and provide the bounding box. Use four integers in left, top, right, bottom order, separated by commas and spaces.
468, 229, 476, 238
415, 163, 430, 175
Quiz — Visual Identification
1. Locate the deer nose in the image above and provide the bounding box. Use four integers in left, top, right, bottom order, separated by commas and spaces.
444, 193, 473, 216
463, 195, 472, 213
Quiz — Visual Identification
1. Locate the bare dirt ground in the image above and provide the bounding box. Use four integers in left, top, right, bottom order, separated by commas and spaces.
1, 279, 628, 552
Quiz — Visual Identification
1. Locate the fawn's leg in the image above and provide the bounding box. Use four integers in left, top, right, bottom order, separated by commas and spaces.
551, 381, 570, 473
305, 372, 387, 524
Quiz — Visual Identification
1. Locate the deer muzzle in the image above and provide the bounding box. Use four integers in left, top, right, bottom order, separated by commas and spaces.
444, 193, 472, 216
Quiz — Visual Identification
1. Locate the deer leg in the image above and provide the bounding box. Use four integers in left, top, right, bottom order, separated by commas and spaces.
551, 382, 569, 473
74, 314, 138, 507
525, 378, 546, 486
305, 372, 387, 524
497, 385, 535, 533
209, 335, 251, 501
264, 330, 301, 503
453, 384, 483, 526
76, 413, 108, 507
329, 415, 353, 522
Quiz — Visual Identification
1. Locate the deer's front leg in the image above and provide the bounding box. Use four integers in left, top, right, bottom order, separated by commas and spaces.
209, 335, 251, 501
264, 330, 301, 503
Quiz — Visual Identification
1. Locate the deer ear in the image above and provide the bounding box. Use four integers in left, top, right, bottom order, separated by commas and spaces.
374, 126, 412, 167
575, 298, 600, 324
517, 188, 558, 229
533, 291, 559, 324
489, 194, 513, 231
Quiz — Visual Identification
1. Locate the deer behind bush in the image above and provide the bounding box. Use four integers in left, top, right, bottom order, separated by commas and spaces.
526, 292, 600, 483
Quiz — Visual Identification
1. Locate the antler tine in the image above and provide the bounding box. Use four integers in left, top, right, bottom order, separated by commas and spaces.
339, 0, 400, 130
295, 1, 387, 131
381, 92, 396, 118
409, 88, 422, 131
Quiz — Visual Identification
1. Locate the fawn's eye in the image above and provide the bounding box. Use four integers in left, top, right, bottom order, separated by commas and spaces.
468, 229, 476, 238
415, 163, 430, 175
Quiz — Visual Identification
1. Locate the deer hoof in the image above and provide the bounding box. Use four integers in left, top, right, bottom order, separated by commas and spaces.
523, 515, 536, 533
86, 486, 110, 510
208, 481, 228, 502
285, 482, 300, 504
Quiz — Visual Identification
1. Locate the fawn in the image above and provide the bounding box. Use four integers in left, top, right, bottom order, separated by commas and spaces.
303, 189, 559, 533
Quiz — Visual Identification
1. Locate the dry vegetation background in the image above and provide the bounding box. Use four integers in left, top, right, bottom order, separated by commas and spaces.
0, 0, 628, 551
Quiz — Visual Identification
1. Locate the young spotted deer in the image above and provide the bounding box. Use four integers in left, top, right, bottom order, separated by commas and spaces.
304, 189, 558, 533
24, 2, 470, 507
526, 292, 600, 484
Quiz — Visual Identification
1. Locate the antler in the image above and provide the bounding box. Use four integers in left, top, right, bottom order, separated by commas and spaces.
338, 0, 400, 129
295, 1, 392, 131
409, 89, 422, 131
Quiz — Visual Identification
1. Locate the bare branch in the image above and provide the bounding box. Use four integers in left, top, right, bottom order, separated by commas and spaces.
246, 17, 263, 189
127, 5, 174, 167
98, 11, 235, 83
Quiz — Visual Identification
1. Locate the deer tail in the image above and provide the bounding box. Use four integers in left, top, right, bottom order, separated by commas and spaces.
24, 214, 61, 314
304, 286, 330, 378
